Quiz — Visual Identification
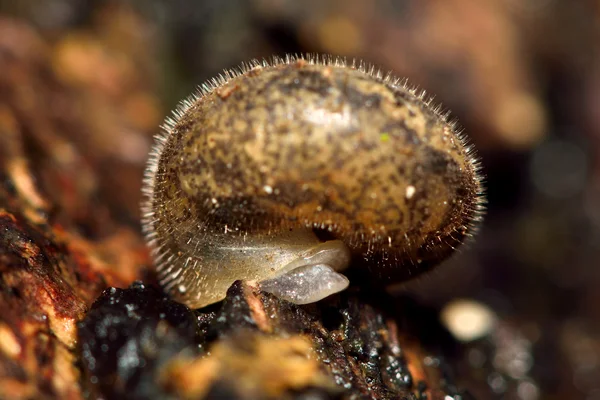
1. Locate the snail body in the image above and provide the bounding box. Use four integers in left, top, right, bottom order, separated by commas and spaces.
142, 55, 484, 309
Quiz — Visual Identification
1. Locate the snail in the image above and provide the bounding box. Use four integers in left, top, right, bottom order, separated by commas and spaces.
141, 54, 485, 309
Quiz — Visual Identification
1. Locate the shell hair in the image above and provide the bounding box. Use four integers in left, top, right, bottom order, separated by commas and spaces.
142, 53, 485, 308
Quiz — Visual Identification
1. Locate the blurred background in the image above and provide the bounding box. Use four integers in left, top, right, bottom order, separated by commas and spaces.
0, 1, 599, 399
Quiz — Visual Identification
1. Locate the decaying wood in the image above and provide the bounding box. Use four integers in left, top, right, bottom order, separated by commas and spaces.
78, 281, 473, 400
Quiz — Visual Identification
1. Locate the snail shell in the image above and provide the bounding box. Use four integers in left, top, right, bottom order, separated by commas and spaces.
142, 55, 484, 309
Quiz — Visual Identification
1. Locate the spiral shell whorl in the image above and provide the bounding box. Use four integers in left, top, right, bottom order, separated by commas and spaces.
142, 55, 485, 308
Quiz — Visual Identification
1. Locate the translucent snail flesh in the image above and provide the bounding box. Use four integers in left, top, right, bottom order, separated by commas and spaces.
142, 55, 485, 309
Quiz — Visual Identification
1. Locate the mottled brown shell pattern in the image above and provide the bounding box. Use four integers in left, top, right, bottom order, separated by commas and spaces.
142, 55, 485, 308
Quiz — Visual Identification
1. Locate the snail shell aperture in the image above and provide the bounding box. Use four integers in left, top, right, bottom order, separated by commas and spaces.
142, 55, 485, 309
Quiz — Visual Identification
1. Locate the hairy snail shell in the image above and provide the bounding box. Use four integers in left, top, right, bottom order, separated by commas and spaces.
142, 55, 485, 309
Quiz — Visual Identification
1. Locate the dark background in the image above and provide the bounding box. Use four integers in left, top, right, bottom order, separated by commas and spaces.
1, 1, 599, 399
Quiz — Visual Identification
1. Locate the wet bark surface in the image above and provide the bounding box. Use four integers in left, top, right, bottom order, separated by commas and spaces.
78, 281, 472, 400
